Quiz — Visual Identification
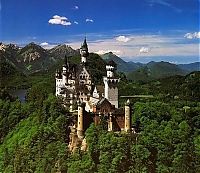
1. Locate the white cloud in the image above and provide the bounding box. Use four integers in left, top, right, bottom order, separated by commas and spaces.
139, 47, 150, 53
86, 18, 94, 23
40, 42, 49, 46
40, 42, 58, 49
184, 32, 200, 39
74, 5, 79, 10
116, 35, 131, 42
95, 50, 121, 56
48, 15, 71, 26
74, 21, 79, 25
69, 34, 199, 60
148, 0, 182, 13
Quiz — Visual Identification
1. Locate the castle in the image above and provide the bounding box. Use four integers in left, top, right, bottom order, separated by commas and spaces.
55, 38, 132, 145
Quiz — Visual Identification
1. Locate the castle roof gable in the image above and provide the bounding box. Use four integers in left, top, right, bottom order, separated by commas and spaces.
96, 98, 111, 107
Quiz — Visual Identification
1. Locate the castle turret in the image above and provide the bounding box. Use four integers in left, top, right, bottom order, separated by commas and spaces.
103, 60, 120, 108
77, 102, 85, 139
80, 38, 89, 63
124, 99, 131, 132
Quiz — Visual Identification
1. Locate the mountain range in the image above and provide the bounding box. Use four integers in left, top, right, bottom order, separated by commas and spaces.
0, 42, 199, 84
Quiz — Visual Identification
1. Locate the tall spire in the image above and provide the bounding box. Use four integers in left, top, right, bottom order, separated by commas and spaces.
64, 55, 70, 70
80, 37, 89, 63
82, 37, 88, 49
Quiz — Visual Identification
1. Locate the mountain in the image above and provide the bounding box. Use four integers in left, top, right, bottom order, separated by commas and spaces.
101, 52, 142, 72
178, 62, 200, 72
48, 44, 79, 60
127, 61, 187, 82
0, 43, 20, 68
0, 42, 79, 75
16, 42, 57, 73
1, 42, 199, 82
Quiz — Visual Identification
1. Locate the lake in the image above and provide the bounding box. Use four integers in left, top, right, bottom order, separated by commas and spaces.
9, 89, 28, 102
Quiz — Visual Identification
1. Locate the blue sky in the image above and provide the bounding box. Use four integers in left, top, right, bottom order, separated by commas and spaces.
0, 0, 199, 63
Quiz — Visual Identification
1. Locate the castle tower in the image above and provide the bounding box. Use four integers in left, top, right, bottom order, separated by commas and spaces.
103, 60, 120, 108
77, 102, 85, 139
124, 99, 131, 132
62, 61, 67, 85
55, 70, 63, 96
80, 38, 89, 63
108, 112, 113, 131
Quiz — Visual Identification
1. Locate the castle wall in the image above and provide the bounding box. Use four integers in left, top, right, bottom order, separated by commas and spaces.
108, 87, 118, 108
112, 115, 125, 131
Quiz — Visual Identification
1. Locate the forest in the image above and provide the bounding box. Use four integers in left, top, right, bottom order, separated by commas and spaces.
0, 52, 200, 172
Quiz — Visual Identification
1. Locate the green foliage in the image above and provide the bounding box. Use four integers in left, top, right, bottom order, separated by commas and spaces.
87, 53, 106, 84
0, 59, 27, 89
132, 101, 199, 173
1, 44, 199, 173
0, 97, 199, 172
119, 71, 200, 103
127, 61, 186, 82
0, 95, 71, 172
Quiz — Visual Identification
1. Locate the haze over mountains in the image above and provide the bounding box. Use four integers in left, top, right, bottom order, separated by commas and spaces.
0, 42, 199, 82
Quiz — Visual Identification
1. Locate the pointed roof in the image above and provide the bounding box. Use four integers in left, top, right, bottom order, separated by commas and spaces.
64, 55, 69, 66
96, 98, 111, 107
81, 37, 88, 49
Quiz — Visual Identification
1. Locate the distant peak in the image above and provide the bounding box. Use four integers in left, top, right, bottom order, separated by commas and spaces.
28, 42, 37, 46
25, 42, 43, 49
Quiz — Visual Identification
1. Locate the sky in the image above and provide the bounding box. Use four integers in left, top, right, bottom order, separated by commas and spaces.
0, 0, 199, 63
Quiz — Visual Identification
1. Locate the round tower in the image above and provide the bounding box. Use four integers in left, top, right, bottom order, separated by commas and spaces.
77, 102, 85, 139
108, 112, 113, 131
124, 99, 131, 132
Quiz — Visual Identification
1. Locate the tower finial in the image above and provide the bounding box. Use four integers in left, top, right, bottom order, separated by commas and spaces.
125, 99, 130, 106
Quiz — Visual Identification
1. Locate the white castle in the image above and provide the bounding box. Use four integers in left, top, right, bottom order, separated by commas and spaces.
55, 38, 120, 112
55, 38, 132, 149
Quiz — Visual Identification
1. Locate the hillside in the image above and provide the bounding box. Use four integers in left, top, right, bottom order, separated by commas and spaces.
0, 42, 79, 75
0, 48, 27, 88
1, 42, 199, 89
48, 44, 79, 60
16, 43, 57, 73
101, 52, 142, 72
127, 61, 187, 82
0, 59, 26, 88
158, 71, 200, 100
178, 62, 200, 72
